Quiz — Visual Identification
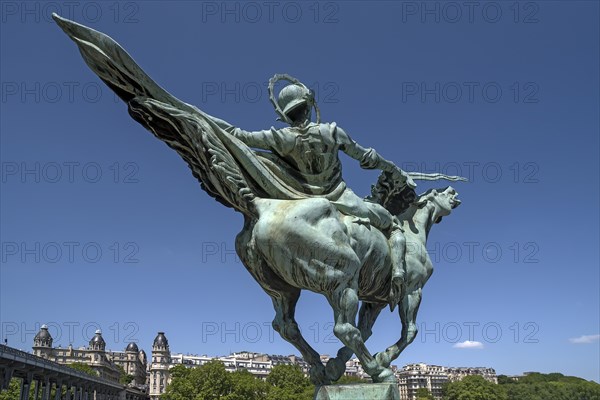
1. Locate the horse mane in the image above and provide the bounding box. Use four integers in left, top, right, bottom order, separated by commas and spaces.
365, 171, 418, 215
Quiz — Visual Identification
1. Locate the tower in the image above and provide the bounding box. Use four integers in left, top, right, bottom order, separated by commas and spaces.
88, 329, 106, 368
33, 324, 53, 359
125, 342, 139, 376
123, 342, 147, 385
149, 332, 171, 400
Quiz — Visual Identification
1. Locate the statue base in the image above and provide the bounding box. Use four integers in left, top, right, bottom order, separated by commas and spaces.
314, 383, 400, 400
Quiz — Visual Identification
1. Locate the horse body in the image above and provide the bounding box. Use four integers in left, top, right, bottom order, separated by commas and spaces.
234, 187, 461, 385
244, 197, 391, 299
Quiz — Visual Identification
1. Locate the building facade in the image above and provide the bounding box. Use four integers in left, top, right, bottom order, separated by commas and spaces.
32, 325, 147, 386
446, 366, 498, 384
397, 363, 449, 400
148, 332, 171, 400
396, 363, 498, 400
170, 350, 310, 380
108, 342, 148, 386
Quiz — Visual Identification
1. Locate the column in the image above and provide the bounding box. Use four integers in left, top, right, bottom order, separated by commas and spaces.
20, 374, 33, 400
64, 385, 72, 400
41, 379, 51, 400
0, 367, 14, 390
33, 380, 40, 400
54, 381, 62, 400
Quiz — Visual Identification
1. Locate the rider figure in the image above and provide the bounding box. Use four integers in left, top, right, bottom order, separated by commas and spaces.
212, 80, 413, 309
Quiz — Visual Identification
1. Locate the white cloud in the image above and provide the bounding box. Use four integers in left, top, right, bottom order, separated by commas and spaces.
569, 334, 600, 344
453, 340, 484, 349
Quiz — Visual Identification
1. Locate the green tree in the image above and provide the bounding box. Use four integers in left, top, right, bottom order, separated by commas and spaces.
162, 361, 233, 400
119, 374, 134, 385
497, 372, 600, 400
266, 364, 314, 400
67, 362, 98, 376
227, 369, 270, 400
162, 365, 196, 400
194, 360, 233, 399
443, 375, 508, 400
0, 378, 22, 400
115, 365, 134, 385
496, 375, 514, 385
163, 362, 317, 400
416, 387, 434, 399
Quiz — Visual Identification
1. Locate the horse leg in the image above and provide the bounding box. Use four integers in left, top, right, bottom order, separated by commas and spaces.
326, 286, 395, 383
267, 286, 331, 385
327, 301, 386, 381
357, 302, 386, 342
236, 222, 329, 385
376, 288, 422, 368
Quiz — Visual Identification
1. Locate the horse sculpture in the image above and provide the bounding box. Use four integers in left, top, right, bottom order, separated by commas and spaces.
53, 14, 465, 386
236, 186, 461, 384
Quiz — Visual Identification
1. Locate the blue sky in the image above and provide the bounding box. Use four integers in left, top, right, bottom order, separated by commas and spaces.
1, 0, 598, 383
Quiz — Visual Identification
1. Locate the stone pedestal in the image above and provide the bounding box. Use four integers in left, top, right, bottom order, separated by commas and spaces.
314, 383, 400, 400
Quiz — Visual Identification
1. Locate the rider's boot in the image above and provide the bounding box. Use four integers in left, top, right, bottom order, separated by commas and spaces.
388, 223, 406, 311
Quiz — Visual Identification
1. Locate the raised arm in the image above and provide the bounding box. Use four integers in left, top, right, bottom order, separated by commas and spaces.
336, 126, 416, 188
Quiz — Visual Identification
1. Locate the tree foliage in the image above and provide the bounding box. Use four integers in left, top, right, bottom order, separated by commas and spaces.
265, 364, 313, 400
162, 361, 314, 400
162, 361, 232, 400
67, 362, 98, 376
119, 374, 134, 385
228, 369, 270, 400
443, 375, 508, 400
0, 378, 22, 400
416, 387, 434, 399
499, 372, 600, 400
443, 372, 600, 400
115, 364, 134, 385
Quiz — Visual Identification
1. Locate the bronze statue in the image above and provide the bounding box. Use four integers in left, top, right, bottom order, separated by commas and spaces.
53, 13, 465, 392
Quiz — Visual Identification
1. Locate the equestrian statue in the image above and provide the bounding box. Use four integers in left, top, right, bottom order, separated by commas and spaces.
53, 13, 466, 390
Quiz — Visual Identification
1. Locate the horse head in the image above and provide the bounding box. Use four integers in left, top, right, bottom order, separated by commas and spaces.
413, 186, 461, 224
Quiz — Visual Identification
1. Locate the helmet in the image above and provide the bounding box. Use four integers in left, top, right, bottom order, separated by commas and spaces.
268, 74, 321, 124
277, 84, 312, 116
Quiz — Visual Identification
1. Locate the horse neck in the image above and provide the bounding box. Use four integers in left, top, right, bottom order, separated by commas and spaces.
399, 203, 435, 244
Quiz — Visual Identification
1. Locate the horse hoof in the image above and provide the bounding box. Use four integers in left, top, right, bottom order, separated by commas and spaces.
372, 367, 396, 383
325, 358, 346, 382
309, 366, 331, 386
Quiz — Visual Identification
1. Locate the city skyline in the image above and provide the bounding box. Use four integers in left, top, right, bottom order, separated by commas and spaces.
4, 325, 508, 400
3, 323, 592, 383
18, 325, 506, 380
1, 0, 598, 384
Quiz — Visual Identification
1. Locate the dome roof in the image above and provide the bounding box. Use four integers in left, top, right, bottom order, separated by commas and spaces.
125, 342, 139, 352
153, 332, 169, 347
34, 325, 52, 340
90, 329, 106, 344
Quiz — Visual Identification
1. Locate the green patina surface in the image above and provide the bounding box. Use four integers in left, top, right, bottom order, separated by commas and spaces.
314, 383, 400, 400
53, 13, 466, 391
